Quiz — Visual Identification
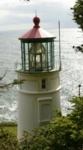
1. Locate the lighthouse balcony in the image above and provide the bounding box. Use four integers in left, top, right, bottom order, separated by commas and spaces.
15, 61, 61, 73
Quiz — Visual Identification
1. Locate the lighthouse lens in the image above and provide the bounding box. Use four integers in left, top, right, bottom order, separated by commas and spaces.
36, 55, 40, 62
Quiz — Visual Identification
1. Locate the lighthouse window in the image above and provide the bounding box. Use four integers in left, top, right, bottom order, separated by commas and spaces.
42, 79, 46, 89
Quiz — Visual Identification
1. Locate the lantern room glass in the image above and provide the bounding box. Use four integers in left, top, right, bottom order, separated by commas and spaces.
21, 40, 55, 72
29, 43, 46, 70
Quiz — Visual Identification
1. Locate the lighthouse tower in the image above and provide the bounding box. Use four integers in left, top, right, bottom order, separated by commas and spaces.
16, 16, 61, 139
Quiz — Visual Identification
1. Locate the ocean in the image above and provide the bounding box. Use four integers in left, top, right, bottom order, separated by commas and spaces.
0, 28, 83, 122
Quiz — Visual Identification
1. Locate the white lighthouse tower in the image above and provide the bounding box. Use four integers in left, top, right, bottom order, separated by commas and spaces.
16, 16, 61, 139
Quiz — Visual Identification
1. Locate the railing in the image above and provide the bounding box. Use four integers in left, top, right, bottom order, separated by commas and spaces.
15, 61, 61, 73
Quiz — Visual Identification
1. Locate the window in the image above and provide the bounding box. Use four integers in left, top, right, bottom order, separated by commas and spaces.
42, 79, 46, 89
29, 43, 46, 71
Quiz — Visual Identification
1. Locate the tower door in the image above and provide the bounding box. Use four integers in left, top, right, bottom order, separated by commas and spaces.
35, 53, 42, 70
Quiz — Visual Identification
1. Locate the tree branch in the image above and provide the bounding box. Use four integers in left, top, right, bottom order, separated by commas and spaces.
0, 79, 25, 89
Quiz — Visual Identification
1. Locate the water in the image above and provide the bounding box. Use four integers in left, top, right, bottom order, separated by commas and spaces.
0, 28, 83, 122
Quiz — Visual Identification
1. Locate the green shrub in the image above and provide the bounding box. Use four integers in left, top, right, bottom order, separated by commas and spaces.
1, 96, 83, 150
0, 127, 18, 150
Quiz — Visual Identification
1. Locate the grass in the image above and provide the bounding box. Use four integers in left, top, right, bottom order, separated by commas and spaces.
4, 126, 17, 137
0, 122, 17, 137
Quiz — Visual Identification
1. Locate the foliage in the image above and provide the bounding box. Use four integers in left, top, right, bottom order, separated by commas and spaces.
71, 0, 83, 52
68, 96, 83, 129
0, 72, 25, 89
0, 122, 17, 136
1, 96, 83, 149
4, 126, 17, 137
73, 45, 83, 53
0, 122, 17, 127
18, 96, 83, 150
0, 78, 25, 89
71, 0, 83, 30
68, 96, 83, 149
0, 74, 24, 148
18, 117, 83, 150
0, 127, 18, 150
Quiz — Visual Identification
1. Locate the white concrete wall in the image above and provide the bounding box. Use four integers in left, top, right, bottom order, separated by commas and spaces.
17, 71, 61, 139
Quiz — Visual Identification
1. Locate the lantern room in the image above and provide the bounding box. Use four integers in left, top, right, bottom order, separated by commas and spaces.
18, 16, 61, 72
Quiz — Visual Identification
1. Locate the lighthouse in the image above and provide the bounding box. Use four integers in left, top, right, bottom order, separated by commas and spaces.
16, 16, 61, 139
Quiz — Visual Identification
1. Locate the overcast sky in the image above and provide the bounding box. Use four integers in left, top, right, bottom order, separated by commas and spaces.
0, 0, 77, 31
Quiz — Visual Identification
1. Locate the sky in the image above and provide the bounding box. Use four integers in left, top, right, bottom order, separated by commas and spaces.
0, 0, 77, 31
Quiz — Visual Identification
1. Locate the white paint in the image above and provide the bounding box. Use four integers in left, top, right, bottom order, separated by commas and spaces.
17, 71, 61, 139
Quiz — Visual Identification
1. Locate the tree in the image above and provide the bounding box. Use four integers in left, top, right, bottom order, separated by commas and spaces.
1, 96, 83, 149
71, 0, 83, 30
18, 113, 83, 150
71, 0, 83, 52
18, 97, 83, 150
68, 96, 83, 128
0, 72, 25, 89
21, 97, 83, 150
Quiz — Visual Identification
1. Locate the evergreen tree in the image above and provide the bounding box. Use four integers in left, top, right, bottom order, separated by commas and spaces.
71, 0, 83, 52
71, 0, 83, 30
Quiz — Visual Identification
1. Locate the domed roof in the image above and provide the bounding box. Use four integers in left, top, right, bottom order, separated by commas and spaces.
19, 16, 55, 40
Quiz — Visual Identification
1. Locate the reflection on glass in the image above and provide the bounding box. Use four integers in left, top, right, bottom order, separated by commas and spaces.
36, 55, 40, 62
29, 43, 46, 70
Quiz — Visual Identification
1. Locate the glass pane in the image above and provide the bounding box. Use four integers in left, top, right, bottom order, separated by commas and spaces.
25, 55, 28, 63
25, 43, 28, 53
30, 53, 35, 68
42, 79, 45, 83
36, 55, 40, 62
42, 79, 46, 89
36, 43, 42, 53
30, 54, 34, 61
42, 54, 45, 62
42, 84, 46, 89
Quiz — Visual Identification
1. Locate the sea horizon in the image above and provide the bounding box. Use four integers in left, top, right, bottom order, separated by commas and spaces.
0, 27, 83, 122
